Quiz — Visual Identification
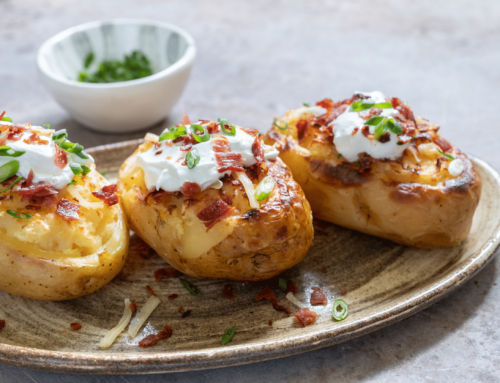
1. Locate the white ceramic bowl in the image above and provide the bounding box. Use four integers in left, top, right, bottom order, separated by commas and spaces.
37, 19, 196, 133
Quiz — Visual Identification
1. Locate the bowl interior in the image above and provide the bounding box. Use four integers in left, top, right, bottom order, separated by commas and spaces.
38, 20, 192, 82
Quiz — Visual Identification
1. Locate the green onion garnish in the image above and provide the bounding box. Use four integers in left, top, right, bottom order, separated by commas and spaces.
58, 141, 89, 159
52, 129, 68, 144
185, 147, 201, 169
180, 279, 202, 296
279, 278, 287, 292
68, 180, 78, 186
1, 117, 12, 122
353, 161, 360, 166
221, 325, 236, 346
273, 120, 289, 131
41, 123, 51, 129
218, 118, 236, 136
337, 153, 342, 159
0, 160, 19, 183
350, 100, 393, 112
332, 298, 348, 321
255, 176, 275, 201
303, 102, 311, 107
0, 176, 21, 193
70, 163, 92, 177
84, 52, 94, 69
101, 171, 108, 177
437, 148, 454, 161
7, 210, 32, 219
191, 124, 210, 143
364, 116, 402, 140
0, 146, 25, 157
159, 126, 187, 141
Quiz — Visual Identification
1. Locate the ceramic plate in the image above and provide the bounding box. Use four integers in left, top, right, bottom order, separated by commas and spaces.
0, 140, 499, 374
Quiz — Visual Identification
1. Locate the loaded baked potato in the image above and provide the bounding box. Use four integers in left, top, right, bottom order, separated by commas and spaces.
0, 115, 129, 300
118, 117, 313, 280
264, 91, 481, 248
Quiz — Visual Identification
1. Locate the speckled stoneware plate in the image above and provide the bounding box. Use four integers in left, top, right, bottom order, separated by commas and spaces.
0, 140, 499, 375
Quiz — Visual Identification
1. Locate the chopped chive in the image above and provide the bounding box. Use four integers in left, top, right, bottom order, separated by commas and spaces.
180, 279, 202, 296
41, 123, 51, 129
332, 299, 348, 321
437, 148, 454, 161
221, 325, 236, 346
52, 129, 68, 144
7, 210, 32, 219
303, 102, 311, 107
218, 118, 236, 136
279, 278, 287, 292
255, 176, 275, 201
0, 160, 19, 182
350, 100, 393, 112
68, 180, 78, 186
0, 176, 21, 193
84, 52, 95, 69
159, 126, 187, 141
273, 120, 288, 131
81, 165, 91, 176
0, 146, 25, 157
69, 162, 83, 176
190, 124, 210, 143
353, 161, 360, 166
1, 117, 12, 122
337, 153, 342, 159
185, 147, 201, 169
101, 171, 108, 177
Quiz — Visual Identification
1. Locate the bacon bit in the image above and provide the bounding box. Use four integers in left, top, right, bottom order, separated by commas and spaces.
182, 310, 192, 319
361, 126, 373, 139
0, 111, 5, 121
221, 194, 232, 206
179, 181, 201, 197
359, 108, 383, 120
139, 334, 160, 347
54, 143, 68, 170
223, 284, 235, 300
56, 199, 80, 221
205, 121, 219, 134
7, 125, 25, 141
154, 267, 182, 282
154, 150, 163, 156
181, 111, 192, 125
286, 280, 298, 294
310, 287, 328, 305
212, 135, 244, 173
173, 134, 196, 146
294, 308, 318, 327
296, 120, 309, 143
351, 127, 359, 136
0, 320, 5, 331
70, 323, 82, 331
268, 320, 273, 326
179, 144, 192, 152
434, 137, 452, 153
24, 169, 34, 187
19, 181, 58, 197
379, 132, 390, 143
391, 97, 417, 128
316, 98, 334, 114
178, 307, 184, 313
321, 267, 327, 273
25, 205, 41, 211
161, 324, 173, 339
196, 198, 234, 230
153, 142, 161, 150
251, 135, 265, 164
0, 136, 6, 146
139, 247, 157, 260
25, 133, 48, 145
313, 258, 319, 262
129, 302, 137, 313
256, 287, 291, 314
92, 184, 119, 206
21, 194, 58, 208
341, 289, 347, 296
143, 188, 171, 201
168, 294, 178, 300
239, 127, 259, 135
145, 285, 157, 297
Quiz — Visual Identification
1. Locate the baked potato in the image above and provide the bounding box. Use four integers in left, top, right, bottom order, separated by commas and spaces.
0, 118, 129, 301
264, 91, 481, 248
118, 117, 313, 280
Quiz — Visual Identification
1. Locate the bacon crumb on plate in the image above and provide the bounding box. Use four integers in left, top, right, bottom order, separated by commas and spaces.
92, 184, 119, 206
154, 267, 182, 282
182, 310, 192, 319
178, 307, 184, 313
70, 323, 82, 331
341, 289, 347, 296
256, 287, 291, 315
168, 294, 178, 301
223, 284, 235, 300
0, 320, 5, 331
129, 302, 137, 313
310, 287, 328, 305
321, 267, 327, 273
268, 320, 273, 326
138, 334, 159, 347
294, 308, 318, 327
285, 280, 298, 294
25, 204, 41, 211
56, 199, 80, 221
145, 285, 157, 297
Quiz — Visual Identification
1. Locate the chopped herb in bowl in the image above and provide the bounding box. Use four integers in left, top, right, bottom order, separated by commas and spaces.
78, 51, 154, 83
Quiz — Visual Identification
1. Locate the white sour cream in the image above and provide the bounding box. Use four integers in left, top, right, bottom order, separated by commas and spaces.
448, 159, 464, 177
332, 91, 410, 162
0, 122, 94, 189
137, 123, 279, 192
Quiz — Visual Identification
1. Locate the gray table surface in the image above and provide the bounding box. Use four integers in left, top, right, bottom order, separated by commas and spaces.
1, 0, 500, 381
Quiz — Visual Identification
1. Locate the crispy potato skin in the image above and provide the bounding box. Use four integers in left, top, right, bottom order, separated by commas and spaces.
118, 143, 314, 281
0, 170, 129, 301
264, 107, 481, 248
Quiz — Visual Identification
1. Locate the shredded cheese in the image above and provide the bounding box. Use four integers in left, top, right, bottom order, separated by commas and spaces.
286, 292, 306, 309
144, 133, 159, 143
67, 185, 104, 209
99, 298, 133, 349
233, 171, 259, 209
128, 295, 161, 339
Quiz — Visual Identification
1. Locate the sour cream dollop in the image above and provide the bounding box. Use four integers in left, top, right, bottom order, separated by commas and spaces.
0, 122, 94, 189
137, 123, 279, 192
332, 91, 410, 162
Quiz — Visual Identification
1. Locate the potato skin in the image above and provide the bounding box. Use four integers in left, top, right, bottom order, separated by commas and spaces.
264, 105, 481, 248
118, 143, 314, 281
0, 170, 129, 301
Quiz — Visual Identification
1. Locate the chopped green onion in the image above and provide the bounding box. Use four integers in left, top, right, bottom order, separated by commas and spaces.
59, 141, 83, 153
279, 278, 287, 292
221, 325, 236, 346
368, 117, 402, 140
70, 163, 92, 177
386, 118, 402, 135
332, 299, 348, 321
255, 176, 275, 201
273, 120, 289, 131
191, 124, 210, 143
364, 116, 385, 126
68, 179, 78, 186
437, 148, 454, 161
353, 161, 360, 166
1, 117, 12, 122
52, 129, 68, 144
218, 118, 236, 136
0, 146, 25, 157
84, 52, 94, 69
0, 160, 19, 183
75, 151, 89, 160
180, 279, 202, 296
350, 100, 393, 112
337, 153, 343, 159
303, 102, 311, 107
41, 123, 51, 129
397, 142, 404, 146
101, 171, 108, 177
0, 176, 21, 193
7, 210, 32, 219
159, 126, 187, 141
185, 147, 201, 169
81, 165, 91, 176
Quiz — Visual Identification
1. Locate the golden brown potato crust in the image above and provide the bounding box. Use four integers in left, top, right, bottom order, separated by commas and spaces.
264, 100, 481, 248
0, 170, 129, 301
118, 143, 314, 281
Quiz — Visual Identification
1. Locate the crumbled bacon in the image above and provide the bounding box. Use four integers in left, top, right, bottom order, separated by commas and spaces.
252, 135, 265, 164
321, 267, 327, 273
294, 308, 318, 327
129, 302, 137, 313
223, 284, 235, 300
143, 188, 172, 201
212, 135, 244, 173
160, 324, 173, 339
341, 289, 347, 296
178, 307, 184, 313
139, 334, 160, 347
379, 132, 390, 143
19, 181, 58, 197
182, 310, 192, 319
196, 198, 234, 231
70, 323, 82, 331
145, 285, 157, 297
92, 184, 119, 206
181, 111, 192, 125
24, 133, 48, 145
256, 287, 291, 314
54, 144, 68, 170
173, 134, 195, 146
25, 205, 41, 211
179, 143, 192, 152
140, 247, 157, 260
0, 320, 5, 331
296, 120, 309, 143
316, 98, 334, 114
154, 267, 182, 282
21, 194, 58, 208
7, 125, 25, 141
168, 294, 178, 300
359, 108, 383, 120
56, 199, 80, 221
434, 137, 452, 153
207, 121, 220, 134
286, 280, 298, 294
239, 127, 259, 135
391, 97, 418, 128
179, 182, 201, 197
24, 169, 34, 187
310, 287, 328, 305
268, 320, 273, 326
0, 111, 5, 121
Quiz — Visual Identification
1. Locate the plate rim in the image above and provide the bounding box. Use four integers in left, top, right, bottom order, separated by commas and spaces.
0, 149, 499, 375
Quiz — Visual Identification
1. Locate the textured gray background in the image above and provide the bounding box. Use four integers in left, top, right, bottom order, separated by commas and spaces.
1, 0, 500, 381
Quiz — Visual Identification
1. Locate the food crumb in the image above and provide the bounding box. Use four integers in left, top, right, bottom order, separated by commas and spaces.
321, 267, 327, 273
145, 285, 157, 296
313, 258, 319, 262
182, 310, 192, 319
223, 284, 236, 300
129, 302, 137, 313
168, 294, 178, 300
341, 289, 347, 296
70, 323, 82, 331
0, 320, 5, 331
178, 307, 184, 313
268, 320, 273, 326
